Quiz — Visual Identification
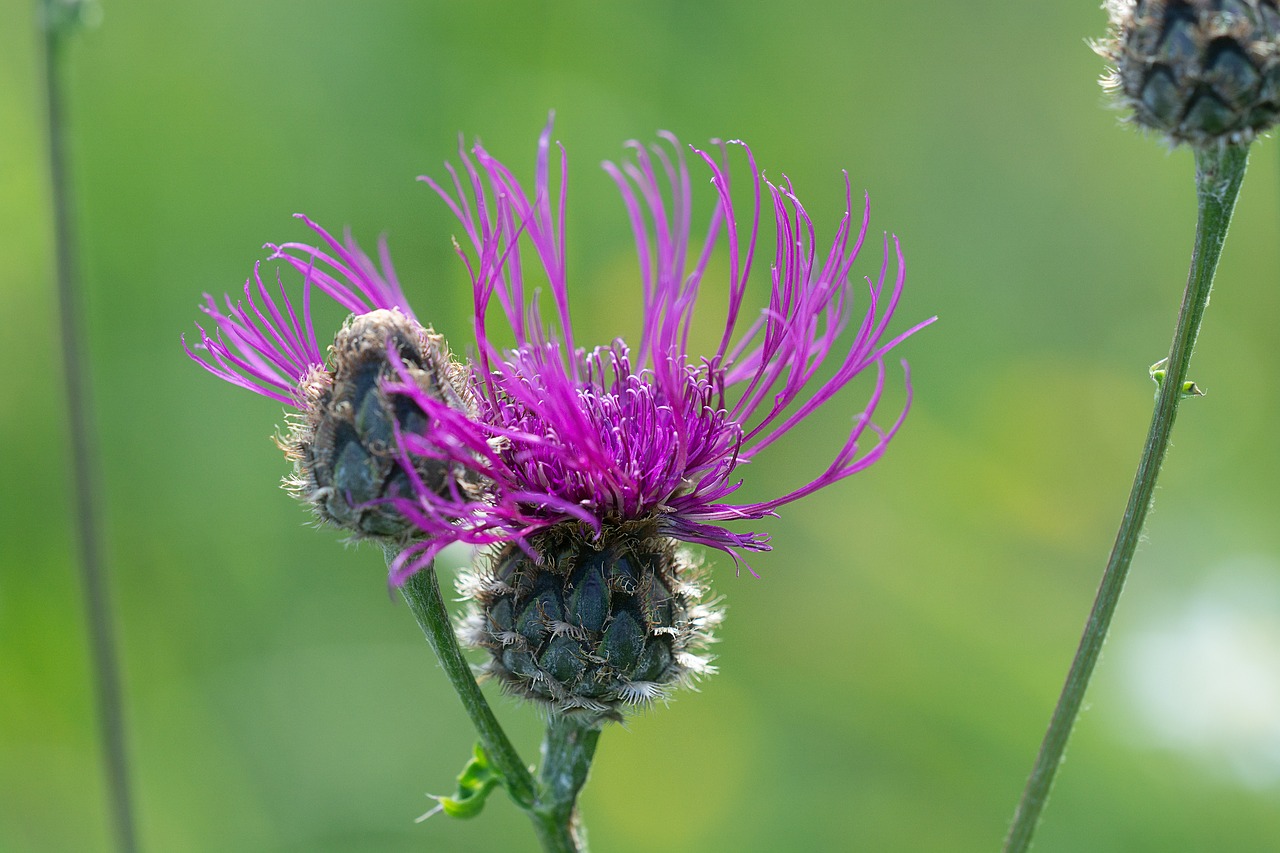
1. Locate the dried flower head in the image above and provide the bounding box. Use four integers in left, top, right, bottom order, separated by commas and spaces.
1097, 0, 1280, 146
183, 218, 474, 541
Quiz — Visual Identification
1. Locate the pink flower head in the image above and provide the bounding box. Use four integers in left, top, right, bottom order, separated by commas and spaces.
384, 118, 934, 583
183, 216, 413, 407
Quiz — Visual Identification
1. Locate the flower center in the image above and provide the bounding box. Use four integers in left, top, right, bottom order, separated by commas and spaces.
485, 344, 742, 520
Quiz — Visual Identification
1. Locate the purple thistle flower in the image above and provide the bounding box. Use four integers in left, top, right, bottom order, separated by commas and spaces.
384, 118, 934, 584
182, 119, 932, 715
185, 217, 477, 539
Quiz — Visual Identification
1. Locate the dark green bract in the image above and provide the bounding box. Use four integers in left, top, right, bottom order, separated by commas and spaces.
461, 524, 720, 720
1098, 0, 1280, 145
282, 308, 474, 540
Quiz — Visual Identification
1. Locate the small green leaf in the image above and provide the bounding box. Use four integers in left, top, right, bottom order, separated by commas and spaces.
423, 743, 502, 821
1149, 357, 1204, 399
1149, 357, 1168, 386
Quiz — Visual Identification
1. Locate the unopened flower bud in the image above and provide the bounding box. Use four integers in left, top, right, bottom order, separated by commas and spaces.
460, 523, 721, 720
282, 308, 475, 540
1097, 0, 1280, 145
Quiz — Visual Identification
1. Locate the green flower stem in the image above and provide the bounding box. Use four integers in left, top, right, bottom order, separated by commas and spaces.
529, 714, 602, 853
42, 5, 138, 853
398, 562, 537, 809
397, 559, 602, 851
1003, 141, 1250, 853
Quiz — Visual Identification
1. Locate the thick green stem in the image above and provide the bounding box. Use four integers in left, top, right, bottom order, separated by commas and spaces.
1003, 142, 1249, 852
398, 563, 603, 851
398, 563, 537, 809
529, 714, 602, 853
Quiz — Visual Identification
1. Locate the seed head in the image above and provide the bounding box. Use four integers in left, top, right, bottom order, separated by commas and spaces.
1097, 0, 1280, 145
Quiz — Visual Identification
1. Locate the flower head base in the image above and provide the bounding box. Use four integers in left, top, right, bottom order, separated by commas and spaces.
281, 308, 478, 540
459, 521, 720, 719
1097, 0, 1280, 146
387, 119, 934, 583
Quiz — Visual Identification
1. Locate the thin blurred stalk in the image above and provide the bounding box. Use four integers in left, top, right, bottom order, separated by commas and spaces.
40, 3, 138, 853
1003, 142, 1249, 853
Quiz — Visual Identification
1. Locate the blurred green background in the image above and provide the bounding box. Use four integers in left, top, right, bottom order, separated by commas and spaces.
6, 1, 1280, 850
